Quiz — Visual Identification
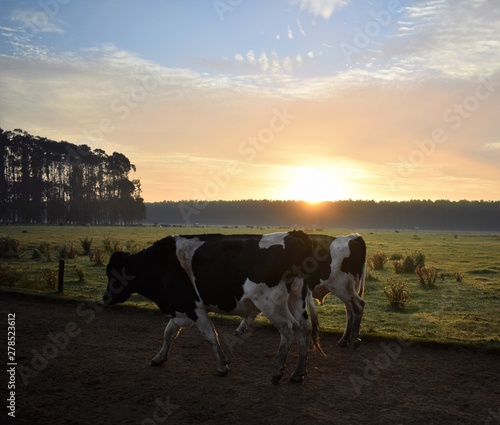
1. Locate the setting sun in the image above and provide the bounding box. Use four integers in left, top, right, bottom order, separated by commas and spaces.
277, 166, 349, 203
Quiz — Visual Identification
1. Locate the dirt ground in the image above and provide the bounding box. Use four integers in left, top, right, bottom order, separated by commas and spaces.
2, 293, 499, 425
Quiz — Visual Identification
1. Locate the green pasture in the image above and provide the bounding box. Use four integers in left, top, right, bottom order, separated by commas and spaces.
1, 225, 499, 351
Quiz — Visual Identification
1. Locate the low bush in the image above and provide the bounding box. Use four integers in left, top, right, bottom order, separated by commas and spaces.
415, 265, 437, 287
59, 243, 79, 260
368, 252, 388, 270
103, 237, 121, 254
393, 251, 426, 274
75, 266, 86, 283
41, 268, 58, 290
384, 278, 411, 310
0, 236, 21, 258
80, 236, 93, 255
0, 264, 26, 287
89, 247, 108, 266
38, 241, 54, 262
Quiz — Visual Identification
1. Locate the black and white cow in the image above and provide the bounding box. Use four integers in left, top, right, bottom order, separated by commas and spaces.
236, 233, 366, 348
102, 231, 319, 384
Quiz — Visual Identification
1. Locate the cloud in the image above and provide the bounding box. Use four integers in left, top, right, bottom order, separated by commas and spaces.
483, 142, 500, 150
11, 9, 66, 34
391, 1, 500, 79
295, 0, 350, 20
296, 20, 307, 37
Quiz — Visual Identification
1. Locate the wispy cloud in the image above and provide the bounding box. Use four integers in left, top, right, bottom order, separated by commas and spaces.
294, 0, 350, 20
393, 1, 500, 78
482, 142, 500, 150
11, 9, 66, 34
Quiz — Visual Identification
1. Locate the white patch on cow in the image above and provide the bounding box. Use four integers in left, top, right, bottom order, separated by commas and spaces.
242, 278, 297, 324
258, 232, 287, 249
174, 236, 205, 294
321, 235, 354, 298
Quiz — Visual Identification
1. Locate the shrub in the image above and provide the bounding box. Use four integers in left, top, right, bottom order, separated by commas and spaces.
125, 240, 143, 254
59, 243, 78, 260
80, 236, 93, 255
103, 237, 121, 254
89, 247, 107, 266
415, 265, 437, 287
31, 249, 43, 260
454, 272, 464, 283
384, 278, 411, 310
38, 242, 54, 262
393, 260, 404, 274
389, 253, 403, 261
0, 236, 21, 258
0, 264, 26, 287
41, 268, 58, 290
75, 266, 86, 283
393, 251, 426, 274
368, 252, 388, 270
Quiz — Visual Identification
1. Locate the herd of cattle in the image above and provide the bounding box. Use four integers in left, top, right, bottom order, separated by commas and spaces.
102, 230, 366, 384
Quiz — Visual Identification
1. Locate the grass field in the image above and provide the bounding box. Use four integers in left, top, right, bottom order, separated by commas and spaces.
1, 225, 499, 351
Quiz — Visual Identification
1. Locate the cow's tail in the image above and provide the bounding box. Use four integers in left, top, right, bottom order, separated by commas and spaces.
307, 289, 326, 357
358, 236, 367, 298
358, 261, 366, 298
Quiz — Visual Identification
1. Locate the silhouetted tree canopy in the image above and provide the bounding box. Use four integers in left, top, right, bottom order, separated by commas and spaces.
0, 128, 145, 224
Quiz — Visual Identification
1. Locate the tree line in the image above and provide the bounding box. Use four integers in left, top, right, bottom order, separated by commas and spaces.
0, 129, 145, 225
145, 199, 500, 231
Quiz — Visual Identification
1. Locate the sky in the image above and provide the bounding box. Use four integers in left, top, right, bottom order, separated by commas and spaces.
1, 0, 499, 203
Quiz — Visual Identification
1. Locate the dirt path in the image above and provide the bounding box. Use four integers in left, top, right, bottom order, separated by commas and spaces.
2, 294, 499, 425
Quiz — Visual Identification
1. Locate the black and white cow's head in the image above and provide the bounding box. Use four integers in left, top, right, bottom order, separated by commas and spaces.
102, 251, 137, 305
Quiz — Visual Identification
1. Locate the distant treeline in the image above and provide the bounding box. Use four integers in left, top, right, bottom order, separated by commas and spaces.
0, 129, 145, 224
146, 200, 500, 231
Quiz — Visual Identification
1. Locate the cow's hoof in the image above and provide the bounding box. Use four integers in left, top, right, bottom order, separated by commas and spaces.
234, 329, 244, 336
150, 359, 164, 367
216, 367, 229, 377
337, 339, 349, 347
352, 338, 361, 350
272, 374, 283, 385
290, 374, 305, 383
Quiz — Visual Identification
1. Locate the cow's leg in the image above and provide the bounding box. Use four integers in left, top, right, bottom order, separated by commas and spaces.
193, 310, 229, 377
150, 319, 183, 366
286, 280, 311, 383
234, 310, 259, 335
251, 284, 297, 385
337, 305, 353, 347
349, 295, 365, 349
334, 294, 364, 349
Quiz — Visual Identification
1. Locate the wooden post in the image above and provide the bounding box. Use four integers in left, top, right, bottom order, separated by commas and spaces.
58, 259, 65, 294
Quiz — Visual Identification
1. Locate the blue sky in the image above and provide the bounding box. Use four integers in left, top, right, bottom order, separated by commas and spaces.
1, 0, 499, 202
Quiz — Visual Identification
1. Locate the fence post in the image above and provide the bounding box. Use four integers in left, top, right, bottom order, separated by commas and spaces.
58, 259, 65, 294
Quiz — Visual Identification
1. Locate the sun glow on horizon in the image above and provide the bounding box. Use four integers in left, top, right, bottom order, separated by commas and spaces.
276, 166, 350, 204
